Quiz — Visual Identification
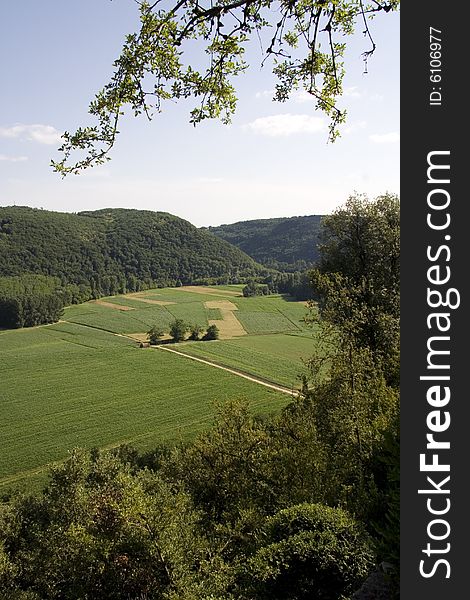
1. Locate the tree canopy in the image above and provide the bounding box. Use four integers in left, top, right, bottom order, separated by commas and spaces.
52, 0, 400, 175
0, 206, 264, 301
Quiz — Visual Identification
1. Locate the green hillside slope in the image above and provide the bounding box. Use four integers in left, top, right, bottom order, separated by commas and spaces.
0, 207, 264, 297
206, 214, 323, 271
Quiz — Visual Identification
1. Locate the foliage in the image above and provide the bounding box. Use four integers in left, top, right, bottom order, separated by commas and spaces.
306, 345, 399, 517
310, 193, 400, 383
0, 207, 264, 300
0, 274, 65, 329
202, 324, 219, 340
188, 324, 204, 341
242, 281, 269, 297
0, 450, 232, 599
265, 270, 314, 300
147, 324, 165, 344
241, 503, 374, 599
51, 1, 400, 174
169, 318, 188, 342
208, 215, 323, 272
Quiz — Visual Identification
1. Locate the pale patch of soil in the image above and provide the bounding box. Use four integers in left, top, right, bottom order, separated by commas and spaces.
175, 285, 241, 297
203, 300, 246, 339
204, 300, 238, 311
124, 296, 175, 306
92, 300, 134, 311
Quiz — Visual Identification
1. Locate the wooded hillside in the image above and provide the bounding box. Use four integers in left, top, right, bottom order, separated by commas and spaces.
0, 207, 264, 299
206, 215, 323, 271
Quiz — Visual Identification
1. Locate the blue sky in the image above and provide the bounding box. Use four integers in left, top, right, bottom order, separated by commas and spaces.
0, 1, 399, 226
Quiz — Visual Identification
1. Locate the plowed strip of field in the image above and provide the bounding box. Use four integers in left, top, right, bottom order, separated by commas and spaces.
175, 285, 241, 297
92, 300, 134, 311
204, 300, 246, 339
124, 297, 175, 306
157, 346, 296, 396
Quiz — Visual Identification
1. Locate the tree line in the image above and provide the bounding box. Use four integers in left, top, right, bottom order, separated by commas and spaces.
0, 275, 68, 329
0, 207, 265, 304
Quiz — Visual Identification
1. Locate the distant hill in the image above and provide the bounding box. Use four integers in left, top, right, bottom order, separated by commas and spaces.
205, 215, 323, 271
0, 207, 264, 298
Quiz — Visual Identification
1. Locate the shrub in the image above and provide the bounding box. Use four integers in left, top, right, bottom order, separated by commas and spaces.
242, 503, 374, 600
203, 325, 219, 341
188, 324, 204, 341
147, 325, 165, 345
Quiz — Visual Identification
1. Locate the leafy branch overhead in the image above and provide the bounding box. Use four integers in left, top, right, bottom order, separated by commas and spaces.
52, 0, 399, 175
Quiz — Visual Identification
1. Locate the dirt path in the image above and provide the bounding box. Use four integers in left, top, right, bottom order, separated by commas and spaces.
156, 346, 296, 396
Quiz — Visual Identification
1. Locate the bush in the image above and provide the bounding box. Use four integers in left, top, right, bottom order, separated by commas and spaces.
188, 324, 204, 341
147, 325, 165, 345
203, 325, 219, 341
242, 281, 270, 297
242, 503, 374, 600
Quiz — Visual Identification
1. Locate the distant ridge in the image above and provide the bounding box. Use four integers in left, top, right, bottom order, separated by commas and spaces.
205, 214, 323, 271
0, 206, 264, 297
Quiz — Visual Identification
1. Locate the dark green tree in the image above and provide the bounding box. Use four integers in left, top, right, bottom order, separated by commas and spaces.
310, 192, 400, 384
203, 324, 220, 340
169, 318, 188, 342
241, 503, 374, 600
188, 324, 204, 341
147, 324, 165, 345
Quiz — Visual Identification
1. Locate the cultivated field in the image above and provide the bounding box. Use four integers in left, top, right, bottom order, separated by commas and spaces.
0, 286, 319, 492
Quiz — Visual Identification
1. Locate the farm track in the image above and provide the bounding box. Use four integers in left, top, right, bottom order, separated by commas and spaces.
156, 345, 297, 396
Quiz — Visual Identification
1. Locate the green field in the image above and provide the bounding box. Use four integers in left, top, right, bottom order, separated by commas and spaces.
0, 286, 318, 492
183, 333, 316, 389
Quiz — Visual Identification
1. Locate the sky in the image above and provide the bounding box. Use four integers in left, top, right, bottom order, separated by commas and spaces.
0, 1, 399, 227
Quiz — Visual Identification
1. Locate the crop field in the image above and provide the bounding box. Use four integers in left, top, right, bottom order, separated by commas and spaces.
1, 286, 319, 492
183, 333, 318, 389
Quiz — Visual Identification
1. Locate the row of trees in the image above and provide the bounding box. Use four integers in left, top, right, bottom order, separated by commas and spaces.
0, 275, 67, 328
147, 320, 219, 344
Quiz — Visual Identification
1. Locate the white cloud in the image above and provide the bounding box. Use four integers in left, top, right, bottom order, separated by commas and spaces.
196, 177, 224, 184
246, 114, 325, 137
369, 132, 400, 144
0, 154, 28, 162
0, 123, 62, 145
343, 86, 362, 99
255, 89, 314, 104
255, 89, 274, 99
292, 90, 313, 104
343, 120, 367, 135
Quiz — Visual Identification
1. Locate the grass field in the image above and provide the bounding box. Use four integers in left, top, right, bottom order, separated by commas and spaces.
1, 286, 318, 492
183, 333, 317, 389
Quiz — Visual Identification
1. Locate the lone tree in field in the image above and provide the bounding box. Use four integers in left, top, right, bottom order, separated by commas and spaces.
147, 325, 165, 345
52, 0, 400, 175
170, 318, 188, 342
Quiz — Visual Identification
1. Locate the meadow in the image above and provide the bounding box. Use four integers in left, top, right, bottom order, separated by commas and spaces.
0, 286, 318, 492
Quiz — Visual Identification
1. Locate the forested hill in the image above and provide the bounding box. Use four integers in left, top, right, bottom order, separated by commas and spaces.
0, 207, 264, 298
205, 215, 323, 271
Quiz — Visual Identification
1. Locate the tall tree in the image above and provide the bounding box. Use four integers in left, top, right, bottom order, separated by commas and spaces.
52, 1, 400, 175
310, 192, 400, 382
